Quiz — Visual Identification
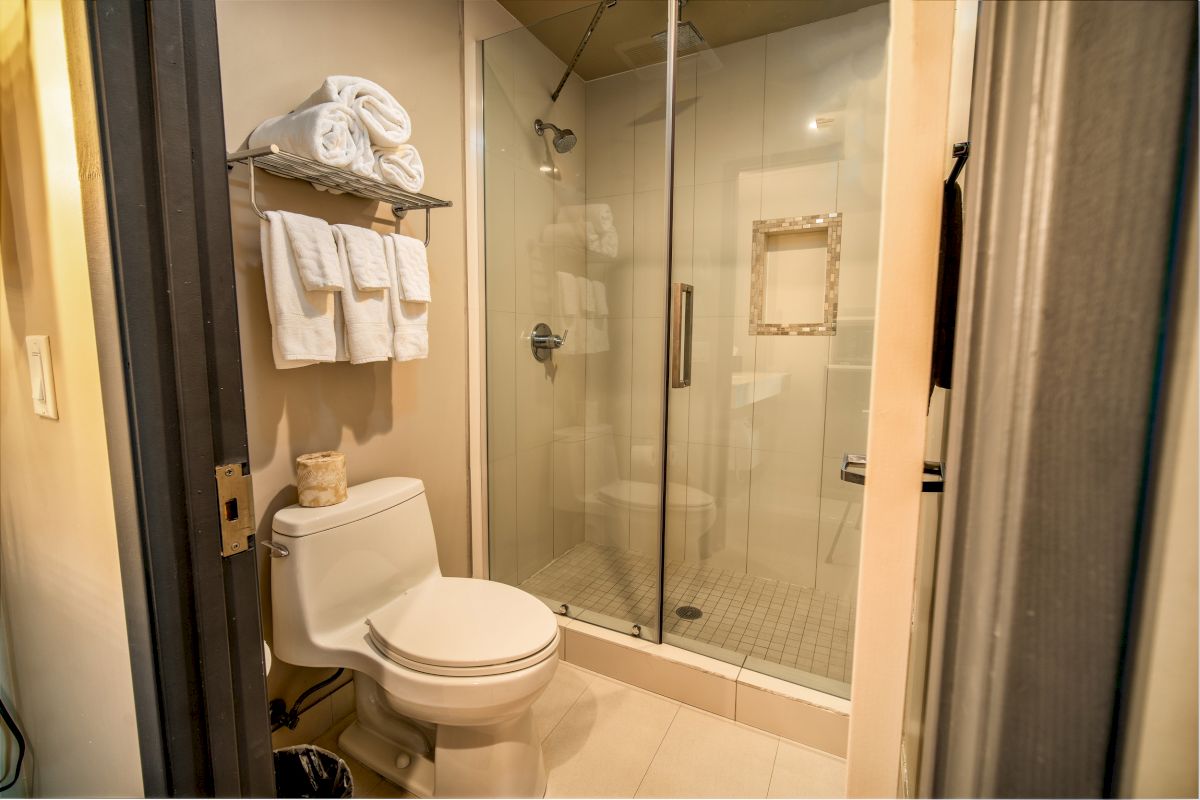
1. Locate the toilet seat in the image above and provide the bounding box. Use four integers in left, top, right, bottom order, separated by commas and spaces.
367, 577, 559, 677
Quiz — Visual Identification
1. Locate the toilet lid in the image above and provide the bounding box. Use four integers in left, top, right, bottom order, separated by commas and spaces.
597, 480, 715, 511
366, 578, 558, 670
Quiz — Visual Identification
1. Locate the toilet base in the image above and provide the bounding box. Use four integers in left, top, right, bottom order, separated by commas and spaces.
340, 673, 547, 798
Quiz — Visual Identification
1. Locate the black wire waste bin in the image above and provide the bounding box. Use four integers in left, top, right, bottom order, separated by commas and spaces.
273, 745, 354, 798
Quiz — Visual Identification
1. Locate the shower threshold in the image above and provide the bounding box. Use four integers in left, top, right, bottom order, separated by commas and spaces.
518, 542, 854, 696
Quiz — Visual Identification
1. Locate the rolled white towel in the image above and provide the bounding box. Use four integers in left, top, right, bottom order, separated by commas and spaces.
296, 75, 413, 148
249, 103, 368, 173
374, 145, 425, 193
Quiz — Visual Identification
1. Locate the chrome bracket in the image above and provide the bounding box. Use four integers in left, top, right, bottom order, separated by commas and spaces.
215, 463, 255, 557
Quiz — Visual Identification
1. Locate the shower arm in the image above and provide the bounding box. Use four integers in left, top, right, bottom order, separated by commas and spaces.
551, 0, 617, 103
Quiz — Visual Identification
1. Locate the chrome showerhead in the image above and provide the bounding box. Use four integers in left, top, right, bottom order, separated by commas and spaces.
534, 119, 578, 153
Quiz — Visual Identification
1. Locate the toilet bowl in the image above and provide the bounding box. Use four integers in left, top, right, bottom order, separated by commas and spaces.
270, 477, 559, 798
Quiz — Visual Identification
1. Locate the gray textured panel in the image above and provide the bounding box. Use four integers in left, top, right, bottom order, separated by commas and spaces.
929, 1, 1196, 796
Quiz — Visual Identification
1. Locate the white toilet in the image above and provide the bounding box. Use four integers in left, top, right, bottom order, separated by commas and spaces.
270, 477, 560, 798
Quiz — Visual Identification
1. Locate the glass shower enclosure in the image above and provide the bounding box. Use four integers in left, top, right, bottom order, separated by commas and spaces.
483, 0, 888, 699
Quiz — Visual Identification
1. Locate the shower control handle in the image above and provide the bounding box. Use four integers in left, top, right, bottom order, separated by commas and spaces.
530, 322, 567, 362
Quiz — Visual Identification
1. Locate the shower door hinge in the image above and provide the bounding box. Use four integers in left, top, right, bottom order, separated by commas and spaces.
215, 463, 256, 557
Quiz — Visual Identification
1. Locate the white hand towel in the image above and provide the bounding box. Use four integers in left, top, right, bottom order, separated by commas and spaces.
296, 76, 413, 148
389, 233, 431, 303
557, 271, 581, 318
374, 145, 425, 193
260, 212, 338, 368
276, 210, 343, 292
384, 236, 429, 361
248, 103, 369, 173
332, 228, 393, 364
591, 279, 609, 317
331, 224, 390, 290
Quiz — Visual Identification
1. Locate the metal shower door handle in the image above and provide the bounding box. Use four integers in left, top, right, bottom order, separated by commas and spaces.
671, 283, 694, 388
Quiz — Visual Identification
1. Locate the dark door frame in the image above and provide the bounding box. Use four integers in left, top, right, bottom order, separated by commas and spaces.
86, 0, 273, 795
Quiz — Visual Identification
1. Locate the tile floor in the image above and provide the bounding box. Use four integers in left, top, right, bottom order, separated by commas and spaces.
518, 543, 856, 685
315, 662, 846, 798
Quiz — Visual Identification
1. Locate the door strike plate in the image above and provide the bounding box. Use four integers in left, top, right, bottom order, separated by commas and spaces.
215, 463, 255, 557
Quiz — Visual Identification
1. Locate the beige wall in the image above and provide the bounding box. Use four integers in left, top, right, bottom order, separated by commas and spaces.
0, 0, 142, 794
213, 0, 471, 703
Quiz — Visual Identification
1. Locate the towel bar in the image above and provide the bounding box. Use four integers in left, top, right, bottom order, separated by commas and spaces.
226, 144, 451, 247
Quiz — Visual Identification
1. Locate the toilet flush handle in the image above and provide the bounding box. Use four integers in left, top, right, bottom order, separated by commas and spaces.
259, 539, 290, 558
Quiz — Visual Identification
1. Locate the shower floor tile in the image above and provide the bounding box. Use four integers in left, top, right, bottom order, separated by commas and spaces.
518, 542, 855, 686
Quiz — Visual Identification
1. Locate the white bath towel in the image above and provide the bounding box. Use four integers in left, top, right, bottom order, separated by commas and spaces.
557, 204, 618, 259
271, 210, 343, 292
331, 224, 390, 290
557, 271, 581, 318
384, 236, 428, 361
260, 212, 338, 368
248, 103, 370, 174
331, 227, 393, 364
296, 76, 413, 148
374, 144, 425, 193
591, 279, 609, 317
388, 233, 431, 304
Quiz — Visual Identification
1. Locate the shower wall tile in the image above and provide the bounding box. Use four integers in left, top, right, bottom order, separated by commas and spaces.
833, 205, 881, 317
553, 349, 587, 432
691, 174, 761, 320
514, 170, 555, 316
517, 443, 555, 582
629, 316, 666, 441
633, 185, 694, 319
813, 456, 863, 602
553, 436, 586, 558
684, 443, 752, 575
746, 449, 822, 585
584, 432, 631, 550
750, 335, 830, 456
694, 36, 766, 186
516, 314, 555, 451
481, 35, 517, 161
483, 151, 516, 313
633, 57, 699, 193
489, 453, 518, 585
759, 161, 839, 220
822, 367, 871, 457
585, 192, 635, 320
586, 315, 633, 438
687, 315, 756, 449
486, 310, 517, 461
585, 72, 638, 197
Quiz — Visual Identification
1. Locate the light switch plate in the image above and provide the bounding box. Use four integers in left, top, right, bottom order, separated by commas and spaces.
25, 335, 58, 419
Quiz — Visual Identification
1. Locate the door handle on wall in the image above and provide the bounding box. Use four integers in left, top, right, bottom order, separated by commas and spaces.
840, 453, 946, 493
671, 283, 694, 388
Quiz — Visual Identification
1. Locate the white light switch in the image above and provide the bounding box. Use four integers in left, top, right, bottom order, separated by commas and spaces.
25, 335, 58, 419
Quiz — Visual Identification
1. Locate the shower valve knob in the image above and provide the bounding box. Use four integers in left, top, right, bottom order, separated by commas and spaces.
530, 323, 567, 361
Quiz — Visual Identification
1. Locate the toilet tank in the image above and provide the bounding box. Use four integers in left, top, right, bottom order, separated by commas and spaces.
270, 477, 441, 666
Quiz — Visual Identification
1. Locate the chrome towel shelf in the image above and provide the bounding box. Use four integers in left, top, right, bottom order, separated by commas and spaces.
225, 144, 452, 246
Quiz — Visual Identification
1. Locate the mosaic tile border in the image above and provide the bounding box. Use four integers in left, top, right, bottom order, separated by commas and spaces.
749, 213, 843, 336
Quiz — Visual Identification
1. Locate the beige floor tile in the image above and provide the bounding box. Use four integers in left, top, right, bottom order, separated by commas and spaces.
635, 707, 779, 798
312, 720, 385, 798
767, 740, 846, 798
361, 779, 414, 798
543, 674, 680, 797
533, 662, 595, 741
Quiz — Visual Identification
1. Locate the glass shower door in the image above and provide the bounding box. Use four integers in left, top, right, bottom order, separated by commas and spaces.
482, 1, 674, 640
660, 1, 890, 698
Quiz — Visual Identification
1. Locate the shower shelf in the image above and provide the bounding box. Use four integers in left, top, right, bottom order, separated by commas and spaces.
225, 144, 452, 246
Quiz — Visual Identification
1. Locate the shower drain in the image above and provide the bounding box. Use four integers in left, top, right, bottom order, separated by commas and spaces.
675, 605, 703, 620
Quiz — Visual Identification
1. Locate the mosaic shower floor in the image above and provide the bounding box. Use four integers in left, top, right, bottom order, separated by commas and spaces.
519, 542, 855, 686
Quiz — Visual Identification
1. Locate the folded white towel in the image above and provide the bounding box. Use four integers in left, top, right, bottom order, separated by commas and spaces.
331, 224, 390, 290
374, 145, 425, 193
388, 233, 431, 303
296, 76, 413, 148
260, 212, 338, 368
249, 103, 370, 174
275, 211, 343, 292
332, 227, 393, 364
384, 236, 429, 361
557, 271, 581, 318
591, 279, 609, 317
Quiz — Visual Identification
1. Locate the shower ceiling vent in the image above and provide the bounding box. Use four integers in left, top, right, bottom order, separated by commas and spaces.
618, 21, 706, 70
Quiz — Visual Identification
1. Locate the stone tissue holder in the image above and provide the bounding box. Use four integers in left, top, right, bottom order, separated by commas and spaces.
296, 451, 348, 507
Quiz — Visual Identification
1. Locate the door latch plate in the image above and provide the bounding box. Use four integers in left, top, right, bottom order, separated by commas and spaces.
215, 463, 255, 557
